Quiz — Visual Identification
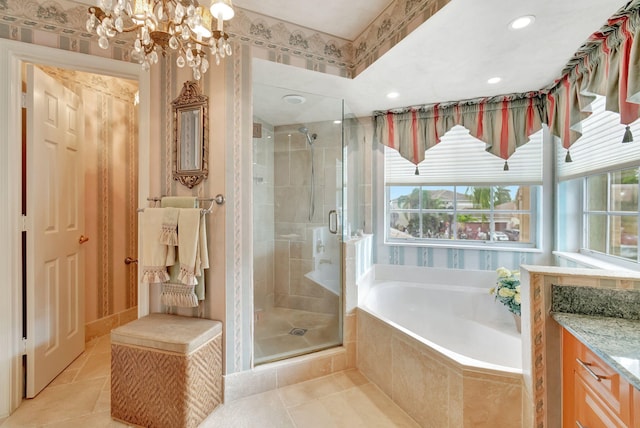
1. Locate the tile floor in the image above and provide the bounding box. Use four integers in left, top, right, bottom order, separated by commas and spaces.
0, 334, 418, 427
254, 307, 341, 365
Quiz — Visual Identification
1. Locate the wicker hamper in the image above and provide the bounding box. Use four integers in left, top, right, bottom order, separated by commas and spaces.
110, 313, 222, 428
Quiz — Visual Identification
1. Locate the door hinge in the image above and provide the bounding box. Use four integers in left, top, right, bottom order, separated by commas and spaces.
21, 92, 26, 109
21, 337, 27, 356
21, 215, 27, 232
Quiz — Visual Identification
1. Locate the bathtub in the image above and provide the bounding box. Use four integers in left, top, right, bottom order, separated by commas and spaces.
356, 265, 523, 426
361, 280, 522, 372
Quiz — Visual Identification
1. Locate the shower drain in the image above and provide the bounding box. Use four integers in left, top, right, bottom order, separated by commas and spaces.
289, 328, 308, 336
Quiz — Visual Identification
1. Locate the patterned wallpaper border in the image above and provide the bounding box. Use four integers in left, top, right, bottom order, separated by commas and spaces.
0, 0, 449, 78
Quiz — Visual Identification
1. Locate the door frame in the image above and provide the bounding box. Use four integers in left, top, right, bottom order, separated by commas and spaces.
0, 39, 151, 416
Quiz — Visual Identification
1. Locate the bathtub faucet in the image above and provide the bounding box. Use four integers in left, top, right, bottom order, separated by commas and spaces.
319, 258, 331, 265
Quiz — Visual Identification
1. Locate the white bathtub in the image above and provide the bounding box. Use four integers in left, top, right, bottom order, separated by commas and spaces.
359, 265, 522, 373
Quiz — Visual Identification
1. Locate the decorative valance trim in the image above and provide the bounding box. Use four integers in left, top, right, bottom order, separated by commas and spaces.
375, 0, 640, 169
374, 93, 547, 168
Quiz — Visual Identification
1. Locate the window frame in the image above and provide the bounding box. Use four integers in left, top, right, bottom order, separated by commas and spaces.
582, 167, 640, 264
384, 184, 540, 249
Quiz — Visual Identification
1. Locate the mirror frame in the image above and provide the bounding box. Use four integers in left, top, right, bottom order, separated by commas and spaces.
172, 80, 209, 188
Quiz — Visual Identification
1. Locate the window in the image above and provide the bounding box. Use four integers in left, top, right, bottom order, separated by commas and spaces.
584, 168, 639, 262
387, 185, 535, 243
384, 125, 542, 246
555, 95, 640, 265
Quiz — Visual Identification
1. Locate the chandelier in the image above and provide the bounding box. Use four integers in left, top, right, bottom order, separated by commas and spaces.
86, 0, 235, 80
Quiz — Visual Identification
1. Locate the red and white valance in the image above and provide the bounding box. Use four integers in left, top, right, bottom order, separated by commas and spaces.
373, 94, 546, 173
547, 7, 640, 153
375, 1, 640, 168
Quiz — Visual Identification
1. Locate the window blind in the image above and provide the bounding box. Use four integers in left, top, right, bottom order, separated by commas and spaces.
557, 95, 640, 181
384, 125, 543, 186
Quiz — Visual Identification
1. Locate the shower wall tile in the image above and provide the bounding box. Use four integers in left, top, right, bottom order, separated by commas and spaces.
290, 150, 313, 185
290, 260, 324, 298
274, 152, 290, 186
274, 240, 291, 295
253, 118, 276, 311
288, 134, 310, 152
275, 187, 312, 223
289, 241, 304, 260
271, 120, 342, 315
274, 223, 306, 241
323, 147, 342, 167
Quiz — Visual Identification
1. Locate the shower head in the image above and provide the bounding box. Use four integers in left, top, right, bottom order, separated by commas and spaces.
298, 126, 317, 146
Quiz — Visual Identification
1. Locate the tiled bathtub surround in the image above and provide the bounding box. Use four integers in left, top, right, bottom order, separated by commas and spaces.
357, 310, 522, 427
356, 265, 523, 427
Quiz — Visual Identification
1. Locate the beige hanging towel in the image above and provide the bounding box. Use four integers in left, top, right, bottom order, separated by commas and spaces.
194, 212, 209, 300
140, 208, 172, 283
161, 264, 198, 308
161, 196, 198, 208
177, 208, 201, 286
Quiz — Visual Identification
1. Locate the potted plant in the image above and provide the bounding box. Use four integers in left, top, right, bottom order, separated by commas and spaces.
490, 267, 521, 332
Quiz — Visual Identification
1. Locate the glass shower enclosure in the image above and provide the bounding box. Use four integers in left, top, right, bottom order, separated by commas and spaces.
252, 83, 344, 364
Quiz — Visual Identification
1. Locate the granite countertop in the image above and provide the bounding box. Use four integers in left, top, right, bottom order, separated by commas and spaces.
552, 312, 640, 391
551, 284, 640, 391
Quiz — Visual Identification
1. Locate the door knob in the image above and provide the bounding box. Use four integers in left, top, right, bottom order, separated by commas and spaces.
79, 235, 89, 244
124, 257, 138, 265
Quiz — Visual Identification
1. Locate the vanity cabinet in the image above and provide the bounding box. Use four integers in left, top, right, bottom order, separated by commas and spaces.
562, 328, 640, 427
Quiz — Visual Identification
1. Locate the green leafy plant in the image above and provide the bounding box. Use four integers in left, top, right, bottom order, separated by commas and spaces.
489, 267, 521, 316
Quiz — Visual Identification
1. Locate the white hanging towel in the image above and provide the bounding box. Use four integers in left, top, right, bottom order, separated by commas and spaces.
159, 207, 179, 246
140, 208, 173, 283
177, 208, 201, 286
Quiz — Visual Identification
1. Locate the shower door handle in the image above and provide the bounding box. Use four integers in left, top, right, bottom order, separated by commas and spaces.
328, 210, 338, 234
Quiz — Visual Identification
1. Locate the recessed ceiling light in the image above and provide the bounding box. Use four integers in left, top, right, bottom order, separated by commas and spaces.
387, 92, 400, 99
282, 94, 306, 104
333, 120, 342, 124
487, 77, 502, 84
509, 15, 535, 30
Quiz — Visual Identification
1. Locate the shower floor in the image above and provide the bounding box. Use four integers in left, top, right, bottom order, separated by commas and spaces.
254, 307, 341, 365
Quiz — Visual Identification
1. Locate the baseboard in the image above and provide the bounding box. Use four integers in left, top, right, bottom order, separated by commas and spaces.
85, 307, 138, 342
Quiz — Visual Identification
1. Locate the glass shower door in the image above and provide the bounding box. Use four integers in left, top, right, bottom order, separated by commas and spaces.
252, 83, 344, 364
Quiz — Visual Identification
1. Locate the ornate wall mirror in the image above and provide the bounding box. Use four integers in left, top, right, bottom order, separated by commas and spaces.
172, 81, 209, 188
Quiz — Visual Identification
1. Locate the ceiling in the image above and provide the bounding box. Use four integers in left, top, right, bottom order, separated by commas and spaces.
74, 0, 629, 125
245, 0, 628, 126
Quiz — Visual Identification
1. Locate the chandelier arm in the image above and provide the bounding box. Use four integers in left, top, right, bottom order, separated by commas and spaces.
89, 6, 144, 34
87, 0, 234, 79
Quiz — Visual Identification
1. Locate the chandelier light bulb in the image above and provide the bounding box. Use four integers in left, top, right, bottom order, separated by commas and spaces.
86, 0, 234, 80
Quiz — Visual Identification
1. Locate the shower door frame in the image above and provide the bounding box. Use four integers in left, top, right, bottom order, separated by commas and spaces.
250, 96, 346, 367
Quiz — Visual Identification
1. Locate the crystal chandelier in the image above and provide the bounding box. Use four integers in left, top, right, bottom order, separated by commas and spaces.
86, 0, 235, 80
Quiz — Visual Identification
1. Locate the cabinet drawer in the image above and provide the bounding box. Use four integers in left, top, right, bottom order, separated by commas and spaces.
575, 373, 627, 428
563, 329, 634, 427
574, 338, 631, 423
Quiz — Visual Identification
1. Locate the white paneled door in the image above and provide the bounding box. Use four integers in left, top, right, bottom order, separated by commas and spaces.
25, 65, 85, 398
